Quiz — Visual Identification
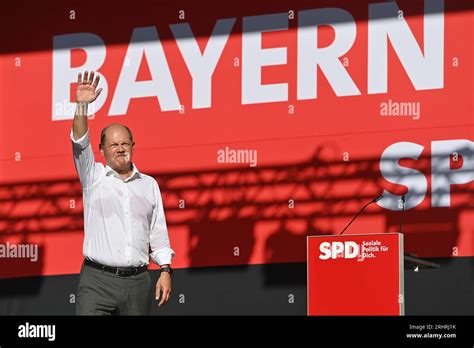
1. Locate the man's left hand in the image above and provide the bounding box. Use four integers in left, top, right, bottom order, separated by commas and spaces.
155, 272, 172, 306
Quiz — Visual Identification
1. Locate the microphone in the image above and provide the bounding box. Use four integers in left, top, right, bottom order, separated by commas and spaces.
372, 194, 384, 203
339, 194, 383, 235
399, 194, 406, 233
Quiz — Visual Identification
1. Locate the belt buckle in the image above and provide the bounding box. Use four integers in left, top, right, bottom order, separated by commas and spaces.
115, 268, 121, 276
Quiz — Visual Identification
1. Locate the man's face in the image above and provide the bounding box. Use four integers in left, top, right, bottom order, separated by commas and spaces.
99, 126, 135, 172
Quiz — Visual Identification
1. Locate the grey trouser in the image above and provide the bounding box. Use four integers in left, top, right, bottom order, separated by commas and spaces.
76, 261, 153, 315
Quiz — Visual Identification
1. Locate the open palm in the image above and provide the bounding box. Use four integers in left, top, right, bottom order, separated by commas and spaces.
76, 71, 102, 103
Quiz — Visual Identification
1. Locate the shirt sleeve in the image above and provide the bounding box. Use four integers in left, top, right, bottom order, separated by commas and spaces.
70, 128, 98, 189
149, 180, 175, 266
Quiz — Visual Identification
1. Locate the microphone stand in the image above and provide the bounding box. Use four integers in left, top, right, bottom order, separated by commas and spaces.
339, 194, 383, 236
399, 194, 405, 233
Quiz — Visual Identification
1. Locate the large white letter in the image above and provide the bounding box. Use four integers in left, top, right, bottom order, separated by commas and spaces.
368, 0, 444, 94
319, 242, 332, 260
242, 13, 288, 105
109, 27, 180, 115
52, 33, 107, 120
171, 18, 236, 109
297, 8, 360, 100
379, 142, 427, 210
431, 139, 473, 207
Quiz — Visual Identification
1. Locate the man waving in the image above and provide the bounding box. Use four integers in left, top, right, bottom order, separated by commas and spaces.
71, 71, 175, 315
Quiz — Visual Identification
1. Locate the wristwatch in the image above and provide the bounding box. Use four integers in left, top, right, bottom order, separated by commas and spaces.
160, 266, 173, 275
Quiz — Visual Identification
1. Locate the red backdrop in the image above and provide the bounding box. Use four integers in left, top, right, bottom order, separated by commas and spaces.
0, 0, 472, 278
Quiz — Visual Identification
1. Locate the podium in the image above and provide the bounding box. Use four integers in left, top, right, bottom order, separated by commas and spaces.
307, 233, 405, 316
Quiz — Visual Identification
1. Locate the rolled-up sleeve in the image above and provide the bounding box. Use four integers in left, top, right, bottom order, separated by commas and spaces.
70, 128, 97, 189
149, 180, 175, 266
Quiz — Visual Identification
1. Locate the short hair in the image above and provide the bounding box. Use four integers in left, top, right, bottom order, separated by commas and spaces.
100, 124, 134, 148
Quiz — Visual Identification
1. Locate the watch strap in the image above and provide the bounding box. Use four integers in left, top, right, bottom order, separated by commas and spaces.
160, 266, 173, 274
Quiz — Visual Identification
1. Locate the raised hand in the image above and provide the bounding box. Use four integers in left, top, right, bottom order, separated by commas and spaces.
76, 71, 103, 103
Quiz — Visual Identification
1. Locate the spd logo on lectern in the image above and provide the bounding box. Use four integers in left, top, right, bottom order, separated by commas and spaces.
319, 241, 359, 260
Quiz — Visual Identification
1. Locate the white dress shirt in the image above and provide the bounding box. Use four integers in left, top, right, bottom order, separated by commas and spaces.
70, 128, 175, 267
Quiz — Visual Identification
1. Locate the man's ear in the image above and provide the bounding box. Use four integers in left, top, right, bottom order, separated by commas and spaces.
99, 144, 104, 155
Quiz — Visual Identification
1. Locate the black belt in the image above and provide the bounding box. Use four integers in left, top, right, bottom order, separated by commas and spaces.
84, 259, 148, 277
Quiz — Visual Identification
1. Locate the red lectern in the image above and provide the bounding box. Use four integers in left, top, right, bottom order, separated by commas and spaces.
307, 233, 404, 316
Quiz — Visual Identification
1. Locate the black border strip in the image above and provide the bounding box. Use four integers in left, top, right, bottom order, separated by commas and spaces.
0, 315, 473, 345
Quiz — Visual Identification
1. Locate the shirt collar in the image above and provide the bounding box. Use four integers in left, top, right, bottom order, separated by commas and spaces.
105, 163, 142, 182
